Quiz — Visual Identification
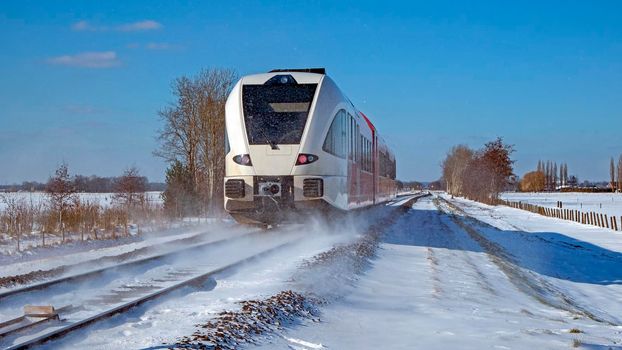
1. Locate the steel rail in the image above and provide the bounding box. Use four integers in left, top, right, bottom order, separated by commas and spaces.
0, 229, 264, 301
5, 239, 296, 350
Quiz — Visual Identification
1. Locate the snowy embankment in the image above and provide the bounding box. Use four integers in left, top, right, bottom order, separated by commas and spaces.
501, 192, 622, 218
261, 194, 622, 349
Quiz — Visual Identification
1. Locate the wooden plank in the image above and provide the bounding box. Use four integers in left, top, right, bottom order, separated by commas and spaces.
24, 305, 56, 318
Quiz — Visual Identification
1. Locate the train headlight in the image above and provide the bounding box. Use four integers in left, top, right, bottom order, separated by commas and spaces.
233, 154, 252, 166
295, 153, 318, 166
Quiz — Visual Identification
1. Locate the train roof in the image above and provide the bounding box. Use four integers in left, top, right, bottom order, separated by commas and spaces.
240, 71, 325, 85
269, 68, 326, 75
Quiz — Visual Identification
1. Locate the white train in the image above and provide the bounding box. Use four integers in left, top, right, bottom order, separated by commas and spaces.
224, 68, 397, 224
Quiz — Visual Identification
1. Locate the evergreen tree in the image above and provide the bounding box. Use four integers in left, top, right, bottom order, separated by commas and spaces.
162, 160, 200, 218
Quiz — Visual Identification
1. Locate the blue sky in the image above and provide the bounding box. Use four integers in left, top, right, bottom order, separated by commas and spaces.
1, 1, 621, 183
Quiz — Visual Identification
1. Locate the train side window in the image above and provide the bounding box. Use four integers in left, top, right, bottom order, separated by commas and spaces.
369, 141, 372, 172
364, 139, 367, 171
348, 114, 353, 160
340, 111, 348, 158
356, 124, 360, 163
322, 109, 347, 159
359, 134, 363, 167
361, 136, 367, 171
368, 140, 371, 172
367, 140, 370, 172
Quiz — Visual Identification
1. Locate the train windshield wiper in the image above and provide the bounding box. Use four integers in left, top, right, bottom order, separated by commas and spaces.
257, 126, 279, 150
266, 139, 278, 150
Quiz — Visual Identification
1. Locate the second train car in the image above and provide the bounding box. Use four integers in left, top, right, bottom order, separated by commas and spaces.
223, 68, 397, 224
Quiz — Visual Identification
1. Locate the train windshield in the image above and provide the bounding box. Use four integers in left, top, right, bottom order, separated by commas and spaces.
242, 84, 317, 145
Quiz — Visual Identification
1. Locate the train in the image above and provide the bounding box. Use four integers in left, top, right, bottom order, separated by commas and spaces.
223, 68, 397, 224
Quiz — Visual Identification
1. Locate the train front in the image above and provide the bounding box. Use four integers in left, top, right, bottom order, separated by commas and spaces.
223, 71, 330, 224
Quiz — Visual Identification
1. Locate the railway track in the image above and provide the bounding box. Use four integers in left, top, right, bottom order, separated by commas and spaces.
0, 225, 257, 291
0, 196, 421, 349
0, 228, 266, 302
1, 237, 297, 350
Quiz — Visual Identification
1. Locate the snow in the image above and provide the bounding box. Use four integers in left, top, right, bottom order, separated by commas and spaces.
32, 219, 363, 349
258, 195, 622, 349
0, 191, 163, 211
501, 192, 622, 219
5, 194, 622, 349
0, 221, 249, 283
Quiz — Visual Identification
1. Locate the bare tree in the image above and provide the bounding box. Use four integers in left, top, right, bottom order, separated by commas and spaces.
0, 195, 27, 251
609, 157, 616, 192
155, 68, 237, 216
194, 69, 237, 214
46, 162, 76, 243
113, 166, 146, 235
441, 145, 474, 196
617, 155, 622, 193
442, 137, 514, 202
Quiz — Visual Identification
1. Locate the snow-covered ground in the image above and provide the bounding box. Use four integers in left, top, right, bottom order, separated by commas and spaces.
501, 192, 622, 218
0, 221, 247, 283
258, 194, 622, 349
4, 194, 622, 349
0, 191, 163, 211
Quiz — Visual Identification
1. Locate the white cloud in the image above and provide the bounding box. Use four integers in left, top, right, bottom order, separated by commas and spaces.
47, 51, 121, 68
126, 42, 180, 50
117, 20, 162, 31
145, 42, 177, 50
71, 20, 96, 31
71, 20, 162, 32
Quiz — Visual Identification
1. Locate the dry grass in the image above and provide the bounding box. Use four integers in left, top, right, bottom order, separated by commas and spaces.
1, 194, 169, 251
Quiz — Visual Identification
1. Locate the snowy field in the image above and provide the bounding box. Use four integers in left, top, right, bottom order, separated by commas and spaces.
0, 191, 163, 210
3, 193, 622, 349
501, 192, 622, 218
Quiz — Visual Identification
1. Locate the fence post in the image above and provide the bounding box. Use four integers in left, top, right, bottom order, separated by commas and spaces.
589, 212, 592, 225
596, 213, 601, 227
586, 211, 592, 225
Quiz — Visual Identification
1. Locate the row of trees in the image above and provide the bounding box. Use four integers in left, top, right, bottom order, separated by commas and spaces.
441, 138, 515, 203
0, 163, 163, 250
155, 68, 237, 218
520, 160, 578, 192
610, 155, 622, 192
536, 160, 574, 190
1, 175, 164, 193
